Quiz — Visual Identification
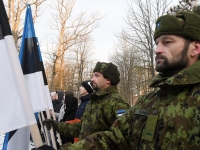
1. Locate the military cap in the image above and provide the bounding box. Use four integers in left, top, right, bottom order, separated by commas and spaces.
93, 62, 120, 85
154, 11, 200, 41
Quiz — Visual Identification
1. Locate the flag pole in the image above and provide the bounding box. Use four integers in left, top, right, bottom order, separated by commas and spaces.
29, 124, 43, 148
46, 108, 58, 150
39, 112, 50, 145
51, 109, 62, 145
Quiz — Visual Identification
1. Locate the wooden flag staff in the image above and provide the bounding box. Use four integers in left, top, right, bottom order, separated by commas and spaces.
45, 108, 58, 150
29, 124, 43, 148
51, 109, 62, 145
40, 112, 50, 145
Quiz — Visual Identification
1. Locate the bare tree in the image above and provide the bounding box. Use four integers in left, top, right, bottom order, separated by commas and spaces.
44, 35, 95, 94
4, 0, 47, 51
67, 35, 94, 98
121, 0, 172, 78
47, 0, 102, 91
109, 0, 172, 104
110, 31, 150, 106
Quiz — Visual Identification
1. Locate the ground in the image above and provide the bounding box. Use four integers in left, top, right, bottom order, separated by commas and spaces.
0, 134, 35, 150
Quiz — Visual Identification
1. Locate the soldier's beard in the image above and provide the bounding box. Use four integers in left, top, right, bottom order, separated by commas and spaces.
93, 83, 99, 91
155, 40, 190, 76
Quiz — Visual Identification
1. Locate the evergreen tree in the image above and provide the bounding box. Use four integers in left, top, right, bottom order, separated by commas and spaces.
167, 0, 200, 15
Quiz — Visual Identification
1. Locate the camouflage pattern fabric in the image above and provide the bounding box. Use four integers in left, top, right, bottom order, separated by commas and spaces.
60, 60, 200, 150
98, 62, 109, 72
57, 86, 130, 141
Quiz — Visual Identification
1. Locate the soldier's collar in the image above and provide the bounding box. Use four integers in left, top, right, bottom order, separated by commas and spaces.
93, 86, 118, 96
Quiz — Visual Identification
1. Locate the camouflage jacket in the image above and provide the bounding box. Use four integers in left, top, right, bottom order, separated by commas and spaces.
62, 60, 200, 150
57, 86, 130, 140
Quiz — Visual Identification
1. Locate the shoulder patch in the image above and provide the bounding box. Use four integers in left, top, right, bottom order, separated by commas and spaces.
134, 109, 149, 116
116, 109, 126, 116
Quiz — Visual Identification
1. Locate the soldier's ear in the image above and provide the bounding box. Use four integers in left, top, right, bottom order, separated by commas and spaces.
190, 41, 200, 57
106, 79, 111, 84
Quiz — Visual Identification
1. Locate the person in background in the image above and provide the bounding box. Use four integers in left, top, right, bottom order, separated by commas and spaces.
52, 90, 64, 120
42, 61, 131, 149
76, 80, 93, 119
50, 92, 57, 118
50, 92, 57, 101
59, 91, 78, 145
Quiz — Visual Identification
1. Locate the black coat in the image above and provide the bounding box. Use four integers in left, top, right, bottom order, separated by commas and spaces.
52, 99, 63, 113
61, 96, 78, 121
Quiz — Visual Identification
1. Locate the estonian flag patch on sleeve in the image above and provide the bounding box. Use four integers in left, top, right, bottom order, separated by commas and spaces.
116, 109, 126, 116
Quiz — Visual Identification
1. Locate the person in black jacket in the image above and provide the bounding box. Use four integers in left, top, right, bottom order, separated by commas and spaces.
76, 80, 93, 119
59, 91, 78, 144
54, 90, 64, 112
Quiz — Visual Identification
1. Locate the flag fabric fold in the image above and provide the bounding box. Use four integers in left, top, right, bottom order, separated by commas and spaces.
19, 4, 53, 112
2, 127, 30, 150
0, 0, 36, 134
36, 37, 53, 110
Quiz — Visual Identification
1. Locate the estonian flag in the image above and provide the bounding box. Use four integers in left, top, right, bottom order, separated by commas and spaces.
2, 4, 53, 150
0, 0, 36, 134
19, 4, 53, 112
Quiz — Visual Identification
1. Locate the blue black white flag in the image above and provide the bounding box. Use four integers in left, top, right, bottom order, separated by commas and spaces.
2, 4, 52, 150
0, 0, 36, 134
19, 4, 53, 112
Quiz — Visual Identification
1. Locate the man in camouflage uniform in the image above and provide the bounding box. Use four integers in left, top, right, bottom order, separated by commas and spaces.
42, 62, 130, 148
41, 11, 200, 150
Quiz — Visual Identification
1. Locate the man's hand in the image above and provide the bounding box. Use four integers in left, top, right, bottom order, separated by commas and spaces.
42, 119, 58, 131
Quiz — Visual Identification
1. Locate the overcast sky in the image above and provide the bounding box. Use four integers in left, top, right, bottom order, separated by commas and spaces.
74, 0, 179, 62
34, 0, 129, 62
35, 0, 179, 62
75, 0, 128, 62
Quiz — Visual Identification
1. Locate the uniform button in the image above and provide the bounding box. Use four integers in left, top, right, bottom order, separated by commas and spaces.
152, 109, 158, 115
